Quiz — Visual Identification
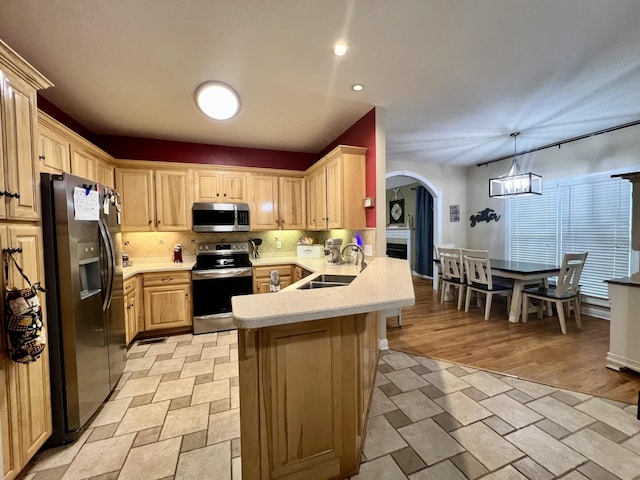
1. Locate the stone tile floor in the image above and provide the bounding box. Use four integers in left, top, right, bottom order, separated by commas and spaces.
21, 331, 640, 480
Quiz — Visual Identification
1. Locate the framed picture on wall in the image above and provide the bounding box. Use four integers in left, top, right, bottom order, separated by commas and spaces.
389, 199, 405, 224
450, 205, 460, 222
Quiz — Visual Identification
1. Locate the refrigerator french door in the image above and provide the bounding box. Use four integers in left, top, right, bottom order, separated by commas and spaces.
41, 172, 125, 445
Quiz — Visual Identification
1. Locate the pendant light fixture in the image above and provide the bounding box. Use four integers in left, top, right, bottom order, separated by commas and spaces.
489, 132, 542, 198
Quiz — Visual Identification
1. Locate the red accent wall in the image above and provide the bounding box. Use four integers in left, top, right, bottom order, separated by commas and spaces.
93, 135, 317, 171
320, 108, 376, 228
38, 95, 95, 141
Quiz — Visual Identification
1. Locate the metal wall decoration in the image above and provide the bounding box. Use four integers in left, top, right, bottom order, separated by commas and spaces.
389, 187, 405, 224
469, 208, 501, 227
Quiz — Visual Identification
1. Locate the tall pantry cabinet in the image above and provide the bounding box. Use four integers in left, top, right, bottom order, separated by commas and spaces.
0, 40, 54, 480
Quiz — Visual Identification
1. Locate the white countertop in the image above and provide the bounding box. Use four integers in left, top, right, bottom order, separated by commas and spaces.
122, 254, 416, 330
122, 257, 195, 279
232, 256, 415, 329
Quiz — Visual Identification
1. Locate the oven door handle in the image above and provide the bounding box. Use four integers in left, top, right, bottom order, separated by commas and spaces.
192, 268, 253, 280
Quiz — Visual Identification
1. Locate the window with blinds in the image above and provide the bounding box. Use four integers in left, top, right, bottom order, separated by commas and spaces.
506, 175, 631, 299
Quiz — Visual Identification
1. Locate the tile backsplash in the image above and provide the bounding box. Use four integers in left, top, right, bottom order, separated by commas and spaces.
122, 228, 377, 260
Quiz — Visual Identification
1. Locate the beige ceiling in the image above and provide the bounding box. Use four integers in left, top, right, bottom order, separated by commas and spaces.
1, 0, 640, 166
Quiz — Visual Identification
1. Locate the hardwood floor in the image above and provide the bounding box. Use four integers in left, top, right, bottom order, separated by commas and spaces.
387, 276, 640, 404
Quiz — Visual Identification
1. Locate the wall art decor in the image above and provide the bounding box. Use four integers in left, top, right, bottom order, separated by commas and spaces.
449, 205, 460, 222
470, 207, 501, 227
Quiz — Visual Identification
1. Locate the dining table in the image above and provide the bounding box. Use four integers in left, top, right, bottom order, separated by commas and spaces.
490, 259, 561, 323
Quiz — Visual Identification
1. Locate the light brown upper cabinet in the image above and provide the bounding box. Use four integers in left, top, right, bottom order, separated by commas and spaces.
116, 168, 155, 231
305, 167, 325, 230
116, 168, 192, 232
193, 170, 247, 203
154, 170, 191, 231
279, 176, 306, 229
249, 173, 305, 231
304, 145, 367, 231
38, 122, 71, 174
37, 111, 116, 188
70, 145, 98, 183
249, 174, 278, 230
0, 69, 49, 221
95, 160, 115, 188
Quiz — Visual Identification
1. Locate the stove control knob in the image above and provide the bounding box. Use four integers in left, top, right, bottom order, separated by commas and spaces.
204, 245, 209, 250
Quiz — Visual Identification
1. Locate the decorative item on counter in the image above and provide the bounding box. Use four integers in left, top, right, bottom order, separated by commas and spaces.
297, 236, 315, 245
173, 244, 183, 263
270, 270, 280, 292
122, 251, 132, 267
249, 238, 262, 259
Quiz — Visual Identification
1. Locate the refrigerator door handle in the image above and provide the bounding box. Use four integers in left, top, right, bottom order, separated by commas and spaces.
98, 219, 114, 311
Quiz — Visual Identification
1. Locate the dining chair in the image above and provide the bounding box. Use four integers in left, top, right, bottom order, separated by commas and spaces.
462, 249, 512, 321
521, 252, 588, 334
434, 244, 455, 293
439, 247, 466, 309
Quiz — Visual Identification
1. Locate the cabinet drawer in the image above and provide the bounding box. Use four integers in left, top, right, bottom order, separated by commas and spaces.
143, 271, 190, 287
253, 265, 292, 279
124, 275, 137, 294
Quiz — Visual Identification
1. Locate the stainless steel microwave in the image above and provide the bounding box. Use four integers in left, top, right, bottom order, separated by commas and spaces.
192, 203, 250, 232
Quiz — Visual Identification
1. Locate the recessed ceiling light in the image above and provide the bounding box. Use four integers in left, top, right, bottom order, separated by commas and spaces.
332, 44, 347, 56
352, 84, 364, 92
195, 81, 241, 120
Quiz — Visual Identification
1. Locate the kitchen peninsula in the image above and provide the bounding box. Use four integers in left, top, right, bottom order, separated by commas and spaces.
232, 256, 414, 480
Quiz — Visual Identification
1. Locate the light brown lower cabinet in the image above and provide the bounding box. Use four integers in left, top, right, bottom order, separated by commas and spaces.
0, 225, 52, 480
238, 311, 379, 480
143, 271, 192, 331
253, 265, 292, 293
123, 275, 141, 345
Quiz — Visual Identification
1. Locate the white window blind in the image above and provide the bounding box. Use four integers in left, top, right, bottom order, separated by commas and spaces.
560, 179, 631, 298
506, 175, 631, 299
506, 185, 558, 265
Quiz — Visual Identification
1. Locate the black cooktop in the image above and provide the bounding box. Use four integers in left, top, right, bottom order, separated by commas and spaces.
193, 242, 252, 271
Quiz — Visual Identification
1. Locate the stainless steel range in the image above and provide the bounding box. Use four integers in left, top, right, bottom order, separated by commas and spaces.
191, 242, 253, 334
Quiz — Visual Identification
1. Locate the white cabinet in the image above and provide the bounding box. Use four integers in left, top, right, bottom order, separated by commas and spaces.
606, 280, 640, 373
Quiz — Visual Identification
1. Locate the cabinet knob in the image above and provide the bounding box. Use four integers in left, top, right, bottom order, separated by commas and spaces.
39, 154, 46, 161
223, 193, 227, 197
157, 219, 161, 225
216, 193, 220, 197
148, 220, 152, 225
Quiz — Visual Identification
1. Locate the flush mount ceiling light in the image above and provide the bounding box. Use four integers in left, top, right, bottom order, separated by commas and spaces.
195, 81, 240, 120
489, 132, 542, 198
352, 83, 364, 92
332, 43, 347, 56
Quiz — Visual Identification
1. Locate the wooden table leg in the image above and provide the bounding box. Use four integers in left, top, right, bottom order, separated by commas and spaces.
508, 280, 523, 323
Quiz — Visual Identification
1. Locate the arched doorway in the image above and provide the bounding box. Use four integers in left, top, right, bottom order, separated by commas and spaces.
385, 170, 442, 278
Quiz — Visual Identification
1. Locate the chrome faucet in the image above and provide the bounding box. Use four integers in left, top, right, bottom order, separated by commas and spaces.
341, 243, 368, 272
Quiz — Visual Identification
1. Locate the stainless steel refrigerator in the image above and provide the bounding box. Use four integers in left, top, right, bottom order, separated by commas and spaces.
41, 172, 125, 445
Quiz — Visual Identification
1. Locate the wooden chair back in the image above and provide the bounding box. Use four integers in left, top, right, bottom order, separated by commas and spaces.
434, 244, 455, 261
556, 252, 588, 296
462, 249, 494, 290
439, 247, 464, 282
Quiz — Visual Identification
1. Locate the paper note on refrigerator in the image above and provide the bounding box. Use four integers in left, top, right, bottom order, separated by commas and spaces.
73, 187, 100, 221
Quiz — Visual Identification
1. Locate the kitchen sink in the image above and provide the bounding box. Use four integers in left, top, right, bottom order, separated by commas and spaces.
297, 274, 357, 290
